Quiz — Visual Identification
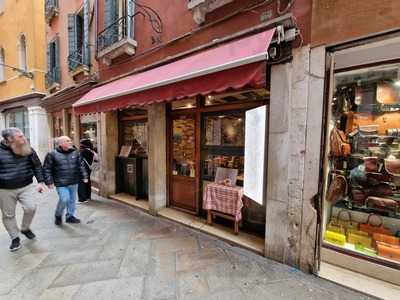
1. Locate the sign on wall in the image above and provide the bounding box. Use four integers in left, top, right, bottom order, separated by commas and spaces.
244, 105, 267, 205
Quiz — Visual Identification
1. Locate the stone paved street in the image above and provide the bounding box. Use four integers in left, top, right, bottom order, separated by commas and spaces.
0, 191, 375, 300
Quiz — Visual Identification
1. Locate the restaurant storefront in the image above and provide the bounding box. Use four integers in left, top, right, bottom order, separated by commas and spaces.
72, 21, 321, 272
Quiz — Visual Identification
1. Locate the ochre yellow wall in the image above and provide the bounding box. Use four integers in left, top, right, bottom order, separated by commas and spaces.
0, 0, 45, 101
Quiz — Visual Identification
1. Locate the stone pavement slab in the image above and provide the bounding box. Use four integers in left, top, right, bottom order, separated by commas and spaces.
0, 191, 375, 300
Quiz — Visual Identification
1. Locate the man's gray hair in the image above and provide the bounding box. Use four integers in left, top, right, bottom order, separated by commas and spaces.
1, 127, 23, 141
55, 136, 69, 146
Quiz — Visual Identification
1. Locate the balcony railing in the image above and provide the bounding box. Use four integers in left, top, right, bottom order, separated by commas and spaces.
97, 16, 132, 54
68, 50, 84, 72
45, 67, 60, 88
45, 0, 59, 24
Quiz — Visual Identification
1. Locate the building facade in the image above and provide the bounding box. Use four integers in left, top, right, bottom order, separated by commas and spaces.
310, 0, 400, 293
42, 0, 100, 183
0, 0, 48, 159
72, 0, 321, 274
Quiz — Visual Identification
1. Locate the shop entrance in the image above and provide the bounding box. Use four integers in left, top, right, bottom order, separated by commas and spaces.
167, 89, 268, 238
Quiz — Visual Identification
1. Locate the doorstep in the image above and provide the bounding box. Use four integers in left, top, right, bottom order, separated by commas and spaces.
319, 262, 400, 300
158, 207, 265, 255
109, 193, 150, 212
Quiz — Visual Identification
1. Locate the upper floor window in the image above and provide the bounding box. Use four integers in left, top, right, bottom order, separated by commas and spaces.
68, 0, 90, 72
46, 37, 60, 88
19, 35, 27, 71
5, 108, 30, 141
0, 48, 5, 82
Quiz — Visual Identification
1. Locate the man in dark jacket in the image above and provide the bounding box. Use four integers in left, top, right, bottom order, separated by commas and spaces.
78, 139, 97, 203
43, 136, 88, 226
0, 128, 45, 252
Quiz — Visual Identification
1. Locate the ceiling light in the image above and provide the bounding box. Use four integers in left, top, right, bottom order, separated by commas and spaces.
395, 80, 400, 87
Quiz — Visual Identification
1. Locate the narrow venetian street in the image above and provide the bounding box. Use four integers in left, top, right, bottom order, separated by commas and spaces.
0, 191, 373, 300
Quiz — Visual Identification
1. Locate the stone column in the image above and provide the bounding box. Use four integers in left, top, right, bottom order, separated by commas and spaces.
28, 106, 50, 161
147, 102, 167, 215
71, 109, 80, 147
99, 111, 119, 197
0, 112, 5, 133
265, 46, 321, 272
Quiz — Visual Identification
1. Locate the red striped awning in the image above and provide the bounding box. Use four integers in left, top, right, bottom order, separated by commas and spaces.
73, 28, 275, 114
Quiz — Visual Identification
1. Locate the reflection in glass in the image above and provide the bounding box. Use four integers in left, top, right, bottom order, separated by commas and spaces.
172, 117, 195, 177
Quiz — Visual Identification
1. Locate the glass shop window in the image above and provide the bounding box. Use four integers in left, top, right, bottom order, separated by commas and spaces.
323, 63, 400, 264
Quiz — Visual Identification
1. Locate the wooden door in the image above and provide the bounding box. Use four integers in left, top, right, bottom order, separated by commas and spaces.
169, 114, 197, 213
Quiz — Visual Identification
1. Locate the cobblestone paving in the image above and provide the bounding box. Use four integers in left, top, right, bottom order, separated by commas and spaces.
0, 191, 375, 300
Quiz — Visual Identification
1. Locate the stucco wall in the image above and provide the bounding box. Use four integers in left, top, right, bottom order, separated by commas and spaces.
0, 0, 46, 100
311, 0, 400, 47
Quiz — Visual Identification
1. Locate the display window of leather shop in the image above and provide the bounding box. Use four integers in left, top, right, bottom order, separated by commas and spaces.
116, 109, 149, 199
322, 61, 400, 268
167, 89, 269, 235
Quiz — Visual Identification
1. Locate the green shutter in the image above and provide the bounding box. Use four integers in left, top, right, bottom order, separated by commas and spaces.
83, 0, 90, 66
68, 14, 77, 70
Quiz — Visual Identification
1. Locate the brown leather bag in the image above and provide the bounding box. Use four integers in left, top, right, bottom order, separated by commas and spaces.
366, 196, 398, 213
369, 183, 393, 197
326, 174, 348, 204
329, 127, 351, 158
351, 189, 369, 206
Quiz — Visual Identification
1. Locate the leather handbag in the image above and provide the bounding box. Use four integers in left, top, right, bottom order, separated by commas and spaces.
376, 242, 400, 262
384, 157, 400, 177
363, 156, 379, 172
351, 189, 369, 206
324, 230, 346, 246
369, 183, 393, 197
366, 196, 398, 213
326, 174, 348, 204
347, 231, 373, 248
376, 82, 399, 105
372, 233, 400, 248
359, 214, 392, 236
329, 127, 351, 157
332, 210, 359, 231
359, 125, 379, 136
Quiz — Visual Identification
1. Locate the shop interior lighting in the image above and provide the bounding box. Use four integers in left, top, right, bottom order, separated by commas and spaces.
395, 69, 400, 87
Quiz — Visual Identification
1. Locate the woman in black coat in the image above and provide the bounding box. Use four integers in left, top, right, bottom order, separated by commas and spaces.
78, 139, 97, 203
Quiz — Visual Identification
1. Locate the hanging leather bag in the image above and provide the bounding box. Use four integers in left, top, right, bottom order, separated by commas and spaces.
326, 174, 348, 204
329, 127, 351, 158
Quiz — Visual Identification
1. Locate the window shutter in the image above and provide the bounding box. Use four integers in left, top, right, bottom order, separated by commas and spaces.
46, 43, 51, 74
104, 0, 119, 45
54, 37, 60, 82
68, 14, 77, 70
83, 0, 90, 66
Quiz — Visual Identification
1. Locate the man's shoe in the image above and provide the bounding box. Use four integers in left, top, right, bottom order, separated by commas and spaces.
21, 229, 36, 240
10, 237, 21, 252
55, 216, 62, 226
66, 216, 81, 224
77, 199, 89, 204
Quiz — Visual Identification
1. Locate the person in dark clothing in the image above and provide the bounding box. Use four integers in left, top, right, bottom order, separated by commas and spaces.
0, 128, 45, 252
43, 136, 88, 226
78, 139, 97, 203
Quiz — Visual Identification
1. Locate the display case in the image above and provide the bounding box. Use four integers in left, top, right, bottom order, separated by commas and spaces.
323, 63, 400, 265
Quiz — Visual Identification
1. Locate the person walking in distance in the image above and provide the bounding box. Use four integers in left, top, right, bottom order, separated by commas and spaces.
0, 128, 45, 252
43, 136, 88, 226
78, 139, 98, 203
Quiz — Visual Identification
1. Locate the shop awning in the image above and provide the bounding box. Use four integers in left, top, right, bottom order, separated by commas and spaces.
73, 28, 275, 114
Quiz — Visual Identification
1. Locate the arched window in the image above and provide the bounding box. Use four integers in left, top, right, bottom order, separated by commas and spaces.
19, 35, 27, 71
0, 48, 5, 82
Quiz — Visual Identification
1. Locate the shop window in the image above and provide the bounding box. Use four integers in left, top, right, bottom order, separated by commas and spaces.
171, 98, 197, 110
121, 121, 148, 155
5, 108, 30, 140
202, 112, 245, 183
204, 89, 268, 106
80, 114, 98, 151
323, 62, 400, 265
0, 48, 5, 82
18, 35, 27, 71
